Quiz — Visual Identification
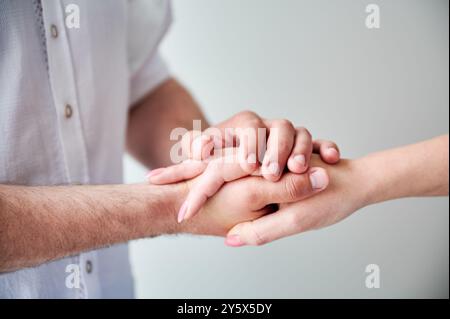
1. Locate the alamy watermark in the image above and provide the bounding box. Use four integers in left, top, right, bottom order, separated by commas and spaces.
65, 4, 80, 29
365, 264, 381, 289
169, 120, 277, 168
365, 4, 380, 29
65, 264, 81, 289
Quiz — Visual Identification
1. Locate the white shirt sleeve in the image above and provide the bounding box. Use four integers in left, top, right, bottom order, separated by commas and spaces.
127, 0, 172, 106
129, 52, 170, 106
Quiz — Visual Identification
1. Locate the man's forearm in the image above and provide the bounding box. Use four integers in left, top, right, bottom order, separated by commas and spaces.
358, 134, 449, 206
0, 183, 186, 272
127, 78, 209, 168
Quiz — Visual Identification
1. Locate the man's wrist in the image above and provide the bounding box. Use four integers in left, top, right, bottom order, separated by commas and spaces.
145, 180, 223, 237
125, 182, 188, 237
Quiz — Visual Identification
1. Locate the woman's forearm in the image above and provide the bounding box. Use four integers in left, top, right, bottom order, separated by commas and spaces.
358, 134, 449, 206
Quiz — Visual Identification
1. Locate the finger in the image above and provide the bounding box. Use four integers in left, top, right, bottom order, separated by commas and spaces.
191, 135, 215, 160
225, 208, 300, 246
181, 131, 198, 159
262, 119, 296, 182
226, 183, 332, 246
235, 118, 266, 174
225, 202, 310, 246
179, 155, 251, 222
313, 139, 340, 164
181, 130, 224, 160
287, 127, 313, 174
247, 167, 329, 210
147, 160, 207, 184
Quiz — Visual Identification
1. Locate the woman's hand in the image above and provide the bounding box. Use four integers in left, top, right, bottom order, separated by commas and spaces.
224, 155, 368, 246
225, 135, 449, 246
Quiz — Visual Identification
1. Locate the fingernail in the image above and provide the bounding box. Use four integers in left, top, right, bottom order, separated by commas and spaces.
177, 201, 188, 223
247, 153, 257, 164
146, 168, 165, 179
309, 168, 328, 190
293, 154, 306, 167
326, 148, 339, 158
225, 235, 245, 247
268, 162, 280, 176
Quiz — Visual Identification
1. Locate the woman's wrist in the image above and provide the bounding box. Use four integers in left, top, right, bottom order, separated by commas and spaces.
351, 156, 382, 208
352, 151, 404, 207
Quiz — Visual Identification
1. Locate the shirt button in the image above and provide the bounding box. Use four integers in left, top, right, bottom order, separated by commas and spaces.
64, 104, 73, 119
85, 260, 93, 274
50, 24, 58, 38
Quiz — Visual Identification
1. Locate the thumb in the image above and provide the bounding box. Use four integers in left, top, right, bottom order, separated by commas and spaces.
251, 167, 329, 209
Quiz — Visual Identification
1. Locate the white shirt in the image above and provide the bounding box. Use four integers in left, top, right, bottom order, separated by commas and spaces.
0, 0, 171, 298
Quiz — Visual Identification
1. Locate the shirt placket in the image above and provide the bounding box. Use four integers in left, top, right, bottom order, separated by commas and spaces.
41, 0, 93, 299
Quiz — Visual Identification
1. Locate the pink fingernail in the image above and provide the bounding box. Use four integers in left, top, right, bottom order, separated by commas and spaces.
177, 201, 188, 223
225, 235, 245, 247
326, 148, 339, 158
309, 168, 329, 190
247, 153, 257, 164
293, 154, 306, 167
268, 162, 280, 176
146, 168, 165, 179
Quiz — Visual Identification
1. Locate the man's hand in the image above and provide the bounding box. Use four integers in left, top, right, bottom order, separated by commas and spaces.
176, 111, 340, 177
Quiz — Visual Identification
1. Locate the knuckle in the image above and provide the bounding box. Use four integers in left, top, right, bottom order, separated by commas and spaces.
286, 212, 302, 229
240, 160, 258, 174
238, 124, 260, 140
273, 119, 294, 131
284, 175, 309, 200
248, 223, 267, 246
276, 138, 291, 152
243, 187, 260, 205
298, 140, 313, 154
245, 118, 264, 129
284, 176, 301, 201
236, 110, 259, 121
254, 237, 267, 246
296, 142, 311, 154
297, 127, 312, 139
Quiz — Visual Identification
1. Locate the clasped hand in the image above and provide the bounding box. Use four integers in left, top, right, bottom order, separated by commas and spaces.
148, 111, 364, 246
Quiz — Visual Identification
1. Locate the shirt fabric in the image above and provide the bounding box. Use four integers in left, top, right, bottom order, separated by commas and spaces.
0, 0, 172, 298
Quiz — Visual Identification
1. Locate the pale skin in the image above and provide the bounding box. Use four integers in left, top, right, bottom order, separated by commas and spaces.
0, 78, 334, 272
161, 135, 448, 246
227, 134, 448, 245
